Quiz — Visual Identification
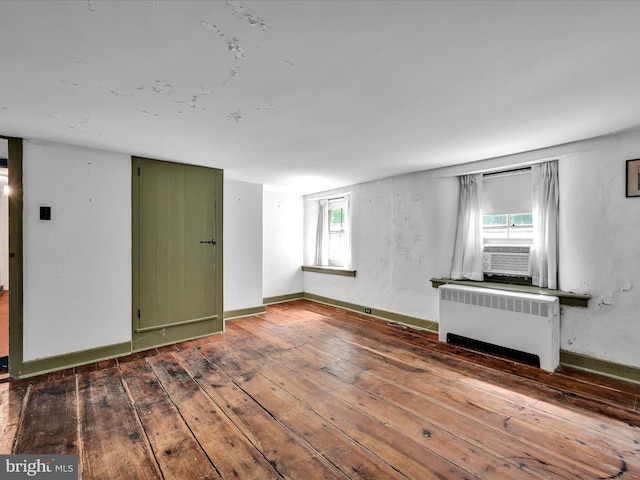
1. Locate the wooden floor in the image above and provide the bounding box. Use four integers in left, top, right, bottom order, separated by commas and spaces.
1, 300, 639, 479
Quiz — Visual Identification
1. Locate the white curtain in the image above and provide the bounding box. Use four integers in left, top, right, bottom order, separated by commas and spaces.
531, 160, 559, 289
450, 174, 483, 281
315, 199, 329, 265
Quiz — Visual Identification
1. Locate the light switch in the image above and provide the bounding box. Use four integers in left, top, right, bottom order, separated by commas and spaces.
40, 206, 51, 221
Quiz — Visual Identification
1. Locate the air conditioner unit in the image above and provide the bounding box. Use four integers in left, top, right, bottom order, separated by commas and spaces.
482, 245, 531, 276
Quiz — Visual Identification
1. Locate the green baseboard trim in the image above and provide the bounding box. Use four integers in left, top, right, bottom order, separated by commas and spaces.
15, 341, 132, 379
302, 292, 438, 334
224, 305, 266, 320
263, 292, 304, 305
560, 351, 640, 385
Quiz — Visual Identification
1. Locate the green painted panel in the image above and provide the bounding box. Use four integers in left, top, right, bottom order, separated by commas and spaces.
133, 157, 223, 352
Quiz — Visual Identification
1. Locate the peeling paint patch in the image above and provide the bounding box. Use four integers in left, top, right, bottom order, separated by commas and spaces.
86, 0, 96, 13
110, 90, 136, 98
198, 87, 214, 95
283, 59, 296, 67
223, 67, 241, 85
172, 95, 199, 110
224, 109, 242, 122
256, 105, 276, 112
137, 109, 161, 117
227, 37, 246, 59
227, 0, 267, 30
201, 20, 247, 60
152, 80, 174, 95
68, 57, 89, 65
200, 21, 225, 37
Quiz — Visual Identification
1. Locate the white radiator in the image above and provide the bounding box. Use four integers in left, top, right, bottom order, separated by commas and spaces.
438, 284, 560, 372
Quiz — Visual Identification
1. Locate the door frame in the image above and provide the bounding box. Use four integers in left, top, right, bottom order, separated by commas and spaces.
3, 136, 24, 378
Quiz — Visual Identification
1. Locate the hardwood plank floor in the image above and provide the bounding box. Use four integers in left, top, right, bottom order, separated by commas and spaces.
1, 300, 639, 479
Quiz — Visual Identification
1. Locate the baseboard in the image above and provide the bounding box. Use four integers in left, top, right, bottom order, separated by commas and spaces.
224, 305, 266, 320
560, 350, 640, 385
15, 341, 132, 379
302, 292, 439, 334
263, 292, 304, 305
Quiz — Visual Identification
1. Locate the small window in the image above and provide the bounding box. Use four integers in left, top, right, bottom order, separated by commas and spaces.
328, 198, 348, 266
483, 213, 533, 242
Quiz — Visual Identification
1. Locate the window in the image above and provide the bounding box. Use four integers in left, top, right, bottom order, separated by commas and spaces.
327, 197, 348, 267
328, 198, 347, 266
482, 169, 533, 245
483, 212, 533, 241
312, 194, 352, 270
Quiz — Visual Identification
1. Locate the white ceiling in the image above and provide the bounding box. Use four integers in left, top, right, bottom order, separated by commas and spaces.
2, 1, 640, 194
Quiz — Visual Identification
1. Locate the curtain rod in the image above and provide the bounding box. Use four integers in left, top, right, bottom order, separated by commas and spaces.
483, 166, 531, 179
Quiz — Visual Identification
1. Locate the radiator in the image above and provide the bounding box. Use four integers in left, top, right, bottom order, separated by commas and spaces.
438, 284, 560, 372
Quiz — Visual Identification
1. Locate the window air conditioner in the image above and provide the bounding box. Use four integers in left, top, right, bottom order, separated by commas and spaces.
482, 245, 531, 276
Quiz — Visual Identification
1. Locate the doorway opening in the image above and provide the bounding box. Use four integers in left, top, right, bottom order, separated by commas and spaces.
0, 138, 8, 375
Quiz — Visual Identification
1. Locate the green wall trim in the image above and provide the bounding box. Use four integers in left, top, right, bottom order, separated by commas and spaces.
430, 278, 591, 307
560, 351, 640, 385
15, 342, 132, 380
263, 292, 304, 305
302, 266, 357, 277
224, 305, 266, 320
302, 292, 438, 333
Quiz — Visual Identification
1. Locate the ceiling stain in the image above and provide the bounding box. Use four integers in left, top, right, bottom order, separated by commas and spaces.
86, 0, 96, 14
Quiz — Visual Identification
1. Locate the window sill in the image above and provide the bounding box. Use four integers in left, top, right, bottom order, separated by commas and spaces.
430, 278, 590, 307
302, 266, 357, 277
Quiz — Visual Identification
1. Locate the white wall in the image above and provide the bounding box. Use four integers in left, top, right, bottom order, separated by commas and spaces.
223, 179, 263, 312
557, 131, 640, 368
304, 173, 459, 321
263, 191, 303, 299
23, 141, 131, 361
304, 128, 640, 370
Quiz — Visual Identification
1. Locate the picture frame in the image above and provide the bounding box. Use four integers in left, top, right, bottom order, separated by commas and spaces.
626, 159, 640, 197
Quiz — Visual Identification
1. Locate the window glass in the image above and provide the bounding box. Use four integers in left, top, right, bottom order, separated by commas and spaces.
328, 198, 348, 266
483, 213, 532, 241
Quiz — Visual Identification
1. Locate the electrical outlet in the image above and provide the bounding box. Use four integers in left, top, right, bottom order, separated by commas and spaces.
364, 308, 372, 314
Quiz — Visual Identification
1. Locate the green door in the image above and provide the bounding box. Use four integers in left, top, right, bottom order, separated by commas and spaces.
132, 157, 223, 352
